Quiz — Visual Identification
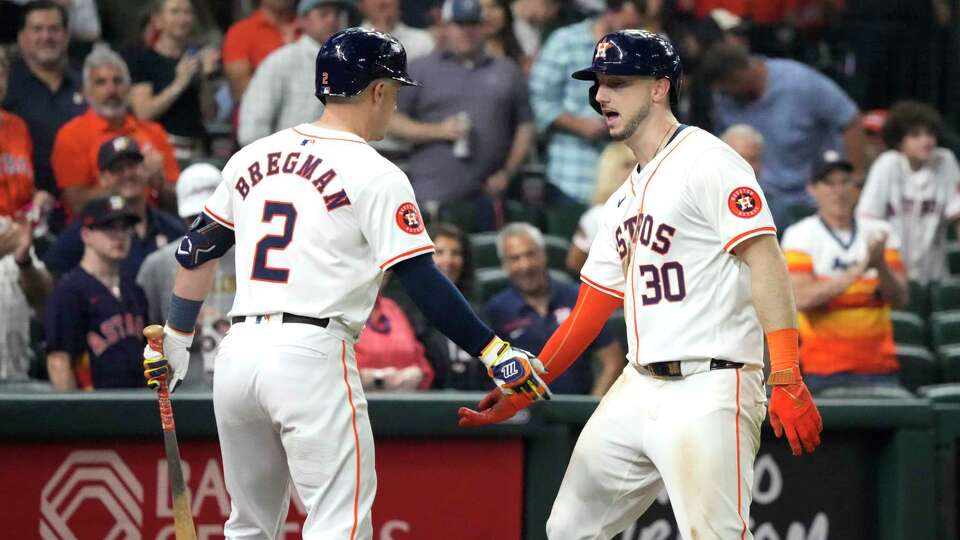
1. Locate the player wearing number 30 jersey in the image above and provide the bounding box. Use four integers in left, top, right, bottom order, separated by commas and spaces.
140, 28, 551, 540
459, 31, 824, 539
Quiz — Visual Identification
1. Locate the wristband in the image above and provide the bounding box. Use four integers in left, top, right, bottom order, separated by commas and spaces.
479, 335, 509, 368
167, 293, 202, 334
766, 328, 800, 385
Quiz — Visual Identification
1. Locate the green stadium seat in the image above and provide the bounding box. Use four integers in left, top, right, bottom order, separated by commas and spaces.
904, 281, 931, 317
543, 202, 587, 240
895, 344, 938, 391
931, 278, 960, 312
931, 311, 960, 348
544, 235, 571, 272
474, 268, 573, 302
438, 199, 478, 232
948, 243, 960, 275
505, 200, 537, 225
937, 345, 960, 383
469, 232, 500, 269
890, 311, 926, 345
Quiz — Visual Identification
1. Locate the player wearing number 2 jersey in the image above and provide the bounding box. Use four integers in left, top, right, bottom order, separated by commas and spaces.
459, 31, 824, 539
140, 29, 551, 540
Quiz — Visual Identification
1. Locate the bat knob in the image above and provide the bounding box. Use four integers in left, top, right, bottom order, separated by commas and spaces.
144, 324, 165, 340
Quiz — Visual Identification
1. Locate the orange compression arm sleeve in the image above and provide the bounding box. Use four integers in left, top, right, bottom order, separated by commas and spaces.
538, 282, 624, 383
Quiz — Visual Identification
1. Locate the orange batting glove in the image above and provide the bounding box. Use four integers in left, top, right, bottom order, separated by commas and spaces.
458, 388, 532, 427
767, 328, 823, 456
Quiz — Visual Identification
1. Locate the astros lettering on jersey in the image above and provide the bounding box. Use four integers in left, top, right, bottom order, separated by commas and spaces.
580, 126, 776, 367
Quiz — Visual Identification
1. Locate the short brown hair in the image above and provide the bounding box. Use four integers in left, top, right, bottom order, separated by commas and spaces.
699, 42, 751, 85
882, 100, 943, 149
428, 222, 475, 295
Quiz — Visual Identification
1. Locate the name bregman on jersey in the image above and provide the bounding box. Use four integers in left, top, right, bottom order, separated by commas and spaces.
232, 150, 350, 211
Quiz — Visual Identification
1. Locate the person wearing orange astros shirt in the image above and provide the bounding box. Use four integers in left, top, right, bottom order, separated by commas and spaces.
780, 150, 911, 395
51, 46, 179, 219
0, 53, 35, 217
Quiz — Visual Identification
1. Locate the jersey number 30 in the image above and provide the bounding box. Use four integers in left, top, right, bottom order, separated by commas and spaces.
637, 262, 686, 305
252, 201, 298, 283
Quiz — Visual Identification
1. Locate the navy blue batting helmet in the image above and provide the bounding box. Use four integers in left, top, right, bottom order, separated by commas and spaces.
315, 28, 420, 104
571, 30, 683, 114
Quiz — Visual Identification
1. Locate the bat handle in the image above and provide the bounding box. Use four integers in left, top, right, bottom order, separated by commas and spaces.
144, 325, 176, 432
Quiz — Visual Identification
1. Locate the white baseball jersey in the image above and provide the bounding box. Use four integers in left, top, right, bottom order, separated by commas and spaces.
203, 124, 435, 334
856, 148, 960, 284
580, 126, 776, 367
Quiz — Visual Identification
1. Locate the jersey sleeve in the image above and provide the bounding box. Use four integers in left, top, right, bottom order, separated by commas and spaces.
202, 161, 235, 229
856, 153, 895, 220
44, 281, 87, 357
579, 194, 626, 299
688, 147, 777, 253
780, 224, 813, 274
354, 170, 434, 271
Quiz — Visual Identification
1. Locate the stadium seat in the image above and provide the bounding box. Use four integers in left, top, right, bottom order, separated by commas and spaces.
948, 243, 960, 275
437, 199, 478, 232
937, 345, 960, 383
904, 281, 931, 317
890, 311, 926, 345
544, 235, 571, 272
474, 268, 573, 302
930, 311, 960, 348
469, 232, 500, 269
895, 344, 939, 391
543, 202, 587, 240
931, 278, 960, 312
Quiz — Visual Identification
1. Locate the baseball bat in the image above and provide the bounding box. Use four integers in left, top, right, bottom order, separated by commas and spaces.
144, 325, 198, 540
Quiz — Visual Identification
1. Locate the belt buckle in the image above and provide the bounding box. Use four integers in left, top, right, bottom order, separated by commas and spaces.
667, 362, 681, 377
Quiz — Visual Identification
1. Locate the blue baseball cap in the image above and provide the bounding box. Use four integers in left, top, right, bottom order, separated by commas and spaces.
442, 0, 483, 24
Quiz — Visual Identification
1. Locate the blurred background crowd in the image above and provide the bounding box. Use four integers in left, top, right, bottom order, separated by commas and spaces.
0, 0, 958, 398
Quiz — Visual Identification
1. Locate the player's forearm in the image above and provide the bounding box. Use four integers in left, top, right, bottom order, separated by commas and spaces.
539, 283, 622, 383
736, 236, 797, 331
47, 352, 77, 391
173, 261, 218, 301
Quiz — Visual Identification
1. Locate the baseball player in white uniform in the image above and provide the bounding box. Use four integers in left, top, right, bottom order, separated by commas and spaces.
459, 31, 824, 539
142, 29, 551, 540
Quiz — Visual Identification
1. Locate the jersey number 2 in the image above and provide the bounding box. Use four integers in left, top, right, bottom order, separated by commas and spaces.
252, 201, 298, 283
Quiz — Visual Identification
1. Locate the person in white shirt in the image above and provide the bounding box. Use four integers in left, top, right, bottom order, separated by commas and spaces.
358, 0, 435, 61
237, 0, 352, 146
856, 100, 960, 285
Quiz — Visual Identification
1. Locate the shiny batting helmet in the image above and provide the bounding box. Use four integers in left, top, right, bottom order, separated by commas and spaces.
571, 30, 683, 114
314, 27, 420, 104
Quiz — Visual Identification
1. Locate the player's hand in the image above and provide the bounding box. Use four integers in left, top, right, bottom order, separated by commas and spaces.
458, 388, 530, 427
143, 325, 193, 392
769, 382, 823, 456
480, 337, 552, 401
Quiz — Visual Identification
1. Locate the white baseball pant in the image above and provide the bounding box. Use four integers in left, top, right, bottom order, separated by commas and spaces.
213, 315, 375, 540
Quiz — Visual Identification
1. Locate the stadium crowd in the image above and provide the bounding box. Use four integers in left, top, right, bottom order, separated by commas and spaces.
0, 0, 958, 397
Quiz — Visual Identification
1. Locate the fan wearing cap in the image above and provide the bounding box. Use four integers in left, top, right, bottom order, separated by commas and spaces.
137, 163, 235, 386
43, 135, 186, 281
44, 195, 149, 390
780, 150, 910, 396
389, 0, 535, 228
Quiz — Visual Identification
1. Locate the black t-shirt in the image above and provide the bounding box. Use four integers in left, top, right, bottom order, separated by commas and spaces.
125, 47, 206, 138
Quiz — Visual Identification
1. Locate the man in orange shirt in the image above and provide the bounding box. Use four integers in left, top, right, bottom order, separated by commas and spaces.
0, 53, 36, 217
51, 47, 179, 218
222, 0, 298, 102
780, 151, 911, 395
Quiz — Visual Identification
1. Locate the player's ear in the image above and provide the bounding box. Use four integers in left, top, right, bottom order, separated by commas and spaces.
370, 80, 387, 106
652, 78, 670, 104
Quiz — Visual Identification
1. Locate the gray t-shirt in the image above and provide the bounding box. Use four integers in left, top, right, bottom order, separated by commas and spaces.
398, 51, 533, 202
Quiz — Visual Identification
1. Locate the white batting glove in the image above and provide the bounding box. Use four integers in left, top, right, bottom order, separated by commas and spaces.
142, 325, 193, 392
480, 336, 552, 401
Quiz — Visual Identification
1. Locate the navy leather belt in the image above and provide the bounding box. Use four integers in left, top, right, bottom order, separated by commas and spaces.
643, 359, 744, 378
231, 313, 329, 328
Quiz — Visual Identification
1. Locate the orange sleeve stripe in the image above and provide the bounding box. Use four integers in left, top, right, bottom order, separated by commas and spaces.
581, 275, 625, 299
723, 226, 777, 252
538, 283, 623, 381
379, 245, 435, 270
203, 207, 235, 228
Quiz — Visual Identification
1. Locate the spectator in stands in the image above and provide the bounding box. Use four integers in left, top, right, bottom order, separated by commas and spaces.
138, 162, 233, 387
127, 0, 220, 161
62, 0, 101, 67
856, 101, 960, 286
720, 123, 764, 179
702, 41, 866, 229
511, 0, 562, 56
3, 1, 86, 203
45, 196, 148, 391
44, 136, 185, 280
487, 222, 625, 395
392, 0, 535, 231
861, 109, 889, 173
565, 142, 634, 274
52, 46, 180, 217
0, 212, 54, 385
222, 0, 297, 102
481, 0, 528, 70
359, 0, 435, 61
0, 52, 36, 217
238, 0, 352, 146
528, 0, 649, 203
356, 287, 436, 392
781, 151, 910, 396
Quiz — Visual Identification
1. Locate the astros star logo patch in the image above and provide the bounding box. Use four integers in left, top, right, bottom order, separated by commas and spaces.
727, 186, 763, 218
395, 202, 425, 234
